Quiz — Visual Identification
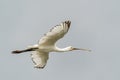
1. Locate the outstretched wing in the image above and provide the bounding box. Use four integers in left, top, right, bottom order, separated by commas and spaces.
31, 51, 49, 69
39, 20, 71, 46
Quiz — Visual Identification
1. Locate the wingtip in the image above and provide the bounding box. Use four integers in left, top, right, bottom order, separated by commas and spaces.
34, 65, 45, 69
64, 20, 71, 28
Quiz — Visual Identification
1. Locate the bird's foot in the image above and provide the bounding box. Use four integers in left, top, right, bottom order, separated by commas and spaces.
12, 50, 23, 54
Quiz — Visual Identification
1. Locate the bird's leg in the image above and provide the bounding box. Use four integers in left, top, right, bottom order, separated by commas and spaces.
12, 48, 38, 54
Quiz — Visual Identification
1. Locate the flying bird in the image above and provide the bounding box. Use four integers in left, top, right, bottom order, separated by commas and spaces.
12, 20, 91, 69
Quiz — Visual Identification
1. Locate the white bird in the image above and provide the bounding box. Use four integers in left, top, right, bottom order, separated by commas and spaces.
12, 20, 91, 69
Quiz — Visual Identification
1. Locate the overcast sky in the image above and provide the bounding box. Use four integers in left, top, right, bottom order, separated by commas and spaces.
1, 0, 120, 80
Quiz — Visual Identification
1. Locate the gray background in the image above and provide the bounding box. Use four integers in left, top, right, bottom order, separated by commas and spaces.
1, 0, 120, 80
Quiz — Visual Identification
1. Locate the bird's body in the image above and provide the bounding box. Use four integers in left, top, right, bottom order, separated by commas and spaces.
12, 20, 91, 69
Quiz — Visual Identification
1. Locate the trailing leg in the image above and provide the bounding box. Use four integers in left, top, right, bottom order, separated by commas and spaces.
12, 48, 38, 54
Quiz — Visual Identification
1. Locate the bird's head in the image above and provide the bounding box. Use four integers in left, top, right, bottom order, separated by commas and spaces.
67, 46, 91, 52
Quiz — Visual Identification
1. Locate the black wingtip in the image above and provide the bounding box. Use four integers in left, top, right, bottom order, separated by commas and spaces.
64, 20, 71, 28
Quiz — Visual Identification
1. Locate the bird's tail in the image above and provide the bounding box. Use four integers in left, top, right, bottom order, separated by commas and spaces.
12, 48, 38, 54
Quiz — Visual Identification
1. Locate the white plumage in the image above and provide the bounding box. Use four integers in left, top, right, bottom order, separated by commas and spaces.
12, 20, 91, 69
31, 51, 49, 68
39, 22, 70, 46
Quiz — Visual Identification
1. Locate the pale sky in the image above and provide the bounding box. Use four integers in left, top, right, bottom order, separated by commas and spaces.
1, 0, 120, 80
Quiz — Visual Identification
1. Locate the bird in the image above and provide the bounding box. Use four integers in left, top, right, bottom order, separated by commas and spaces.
12, 20, 91, 69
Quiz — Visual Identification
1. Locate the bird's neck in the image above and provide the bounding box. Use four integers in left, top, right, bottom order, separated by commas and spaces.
55, 47, 70, 52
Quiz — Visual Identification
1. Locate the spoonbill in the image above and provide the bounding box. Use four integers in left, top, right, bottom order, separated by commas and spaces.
12, 20, 91, 69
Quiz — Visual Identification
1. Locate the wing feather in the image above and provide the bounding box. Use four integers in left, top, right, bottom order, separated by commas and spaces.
31, 51, 49, 69
39, 20, 71, 46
